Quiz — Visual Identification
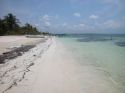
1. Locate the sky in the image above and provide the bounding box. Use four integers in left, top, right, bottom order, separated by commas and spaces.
0, 0, 125, 34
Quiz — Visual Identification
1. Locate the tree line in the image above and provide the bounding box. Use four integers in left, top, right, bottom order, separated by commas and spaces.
0, 13, 49, 35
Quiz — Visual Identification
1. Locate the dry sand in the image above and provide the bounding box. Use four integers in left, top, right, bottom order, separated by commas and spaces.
0, 36, 44, 55
0, 37, 122, 93
0, 36, 51, 93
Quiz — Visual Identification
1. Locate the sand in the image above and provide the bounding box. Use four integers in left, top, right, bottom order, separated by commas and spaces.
0, 37, 122, 93
0, 36, 51, 93
0, 36, 44, 55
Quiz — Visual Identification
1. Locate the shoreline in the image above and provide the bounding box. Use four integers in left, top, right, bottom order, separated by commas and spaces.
0, 37, 124, 93
0, 36, 52, 93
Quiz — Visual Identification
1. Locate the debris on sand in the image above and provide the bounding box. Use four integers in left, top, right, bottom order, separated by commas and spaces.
0, 45, 35, 64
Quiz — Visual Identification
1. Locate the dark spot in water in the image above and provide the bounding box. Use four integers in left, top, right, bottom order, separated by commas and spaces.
115, 42, 125, 47
77, 37, 112, 42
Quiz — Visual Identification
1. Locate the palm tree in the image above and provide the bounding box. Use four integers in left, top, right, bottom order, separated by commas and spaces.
0, 13, 41, 35
0, 19, 5, 35
3, 13, 20, 34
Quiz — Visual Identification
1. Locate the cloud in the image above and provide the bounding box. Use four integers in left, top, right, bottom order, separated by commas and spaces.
41, 14, 52, 27
72, 23, 92, 32
41, 14, 60, 27
42, 14, 51, 21
74, 23, 85, 28
73, 12, 81, 17
44, 21, 51, 26
89, 14, 99, 19
102, 20, 122, 29
78, 24, 85, 27
34, 24, 39, 27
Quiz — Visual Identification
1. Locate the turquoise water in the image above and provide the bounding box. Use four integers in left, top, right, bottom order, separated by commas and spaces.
58, 34, 125, 92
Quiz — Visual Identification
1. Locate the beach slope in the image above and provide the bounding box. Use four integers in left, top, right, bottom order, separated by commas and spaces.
0, 37, 122, 93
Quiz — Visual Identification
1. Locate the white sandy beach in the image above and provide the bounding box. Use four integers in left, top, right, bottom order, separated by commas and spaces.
0, 36, 44, 55
0, 37, 122, 93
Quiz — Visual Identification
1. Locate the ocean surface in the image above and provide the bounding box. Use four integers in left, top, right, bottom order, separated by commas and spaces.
58, 34, 125, 93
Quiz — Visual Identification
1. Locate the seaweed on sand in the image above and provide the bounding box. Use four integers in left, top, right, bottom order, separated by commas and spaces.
0, 45, 35, 64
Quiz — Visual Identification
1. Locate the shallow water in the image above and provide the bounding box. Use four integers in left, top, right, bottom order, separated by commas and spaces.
58, 34, 125, 93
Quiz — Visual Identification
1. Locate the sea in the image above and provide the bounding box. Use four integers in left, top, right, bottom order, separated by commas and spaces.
58, 34, 125, 93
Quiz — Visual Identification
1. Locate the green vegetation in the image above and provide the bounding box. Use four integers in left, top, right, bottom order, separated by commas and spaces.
0, 13, 48, 35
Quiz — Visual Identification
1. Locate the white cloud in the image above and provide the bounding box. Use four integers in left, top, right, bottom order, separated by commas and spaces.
89, 14, 99, 19
79, 24, 85, 27
74, 23, 85, 28
73, 23, 90, 31
42, 14, 59, 21
41, 14, 52, 27
41, 14, 60, 27
102, 20, 122, 29
74, 12, 81, 17
44, 21, 51, 26
42, 14, 51, 21
34, 24, 39, 27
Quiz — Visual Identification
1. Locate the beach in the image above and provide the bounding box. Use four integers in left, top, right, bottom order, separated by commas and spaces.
1, 0, 125, 92
0, 36, 45, 55
0, 36, 50, 93
0, 36, 125, 93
